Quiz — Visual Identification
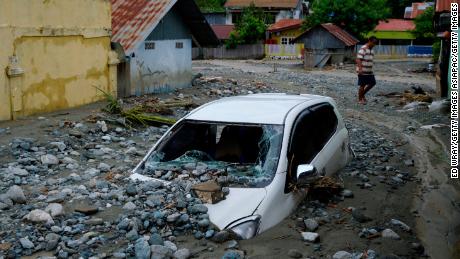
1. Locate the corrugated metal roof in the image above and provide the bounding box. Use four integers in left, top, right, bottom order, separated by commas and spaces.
111, 0, 175, 55
436, 0, 460, 12
225, 0, 299, 8
374, 19, 415, 32
268, 19, 302, 32
111, 0, 218, 55
320, 23, 359, 46
211, 25, 235, 40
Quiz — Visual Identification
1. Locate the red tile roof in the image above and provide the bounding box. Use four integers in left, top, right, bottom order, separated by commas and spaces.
320, 23, 359, 46
211, 25, 235, 40
436, 0, 460, 12
268, 19, 302, 32
374, 19, 415, 31
111, 0, 176, 55
225, 0, 299, 8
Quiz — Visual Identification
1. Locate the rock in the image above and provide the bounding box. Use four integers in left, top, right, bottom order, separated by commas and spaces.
381, 229, 400, 240
126, 185, 137, 196
50, 142, 66, 151
167, 213, 181, 223
98, 162, 111, 172
164, 240, 177, 252
212, 231, 236, 243
24, 209, 54, 224
226, 240, 238, 249
41, 154, 59, 165
45, 233, 60, 251
135, 238, 151, 259
97, 121, 108, 133
6, 185, 26, 204
149, 233, 164, 246
174, 248, 191, 259
404, 159, 414, 167
301, 232, 319, 242
333, 251, 352, 259
198, 219, 210, 227
123, 201, 136, 210
287, 249, 302, 258
304, 218, 319, 231
352, 209, 372, 223
126, 229, 139, 241
150, 245, 172, 259
390, 219, 411, 232
222, 250, 244, 259
341, 189, 354, 198
74, 205, 98, 215
45, 203, 64, 217
7, 166, 29, 177
19, 237, 34, 249
189, 204, 208, 214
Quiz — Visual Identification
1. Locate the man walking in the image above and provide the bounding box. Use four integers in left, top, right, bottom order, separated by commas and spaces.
356, 36, 378, 104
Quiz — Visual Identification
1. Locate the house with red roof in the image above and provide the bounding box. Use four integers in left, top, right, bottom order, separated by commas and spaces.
293, 23, 359, 68
211, 25, 236, 42
265, 19, 304, 59
111, 0, 217, 96
224, 0, 308, 25
367, 19, 416, 45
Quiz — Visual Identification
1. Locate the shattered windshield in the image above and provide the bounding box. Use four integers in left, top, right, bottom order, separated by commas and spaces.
141, 120, 283, 188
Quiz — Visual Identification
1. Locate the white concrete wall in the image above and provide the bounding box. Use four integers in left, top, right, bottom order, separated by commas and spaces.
130, 39, 192, 95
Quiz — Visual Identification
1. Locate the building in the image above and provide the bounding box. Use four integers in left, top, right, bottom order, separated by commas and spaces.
0, 0, 117, 121
266, 19, 304, 59
294, 23, 358, 68
367, 19, 416, 45
211, 25, 236, 42
204, 12, 227, 25
404, 2, 434, 19
111, 0, 218, 97
224, 0, 308, 25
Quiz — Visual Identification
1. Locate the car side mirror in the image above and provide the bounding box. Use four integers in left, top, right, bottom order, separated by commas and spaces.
296, 164, 318, 186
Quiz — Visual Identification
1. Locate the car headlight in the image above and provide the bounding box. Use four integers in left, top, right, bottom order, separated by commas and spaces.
229, 217, 261, 240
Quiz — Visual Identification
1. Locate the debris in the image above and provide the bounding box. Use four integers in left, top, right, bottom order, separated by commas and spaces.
352, 209, 372, 223
429, 100, 449, 113
390, 219, 411, 232
192, 180, 224, 204
304, 218, 319, 231
420, 123, 449, 130
332, 251, 352, 259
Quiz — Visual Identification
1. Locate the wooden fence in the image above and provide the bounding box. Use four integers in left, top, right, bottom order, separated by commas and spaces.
356, 45, 433, 58
193, 44, 265, 60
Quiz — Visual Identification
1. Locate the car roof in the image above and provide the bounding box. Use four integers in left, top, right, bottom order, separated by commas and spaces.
186, 93, 330, 125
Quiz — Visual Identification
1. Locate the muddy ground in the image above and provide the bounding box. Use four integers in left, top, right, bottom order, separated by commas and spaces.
0, 59, 457, 259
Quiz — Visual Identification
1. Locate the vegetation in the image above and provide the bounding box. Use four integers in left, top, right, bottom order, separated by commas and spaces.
195, 0, 226, 13
225, 4, 268, 48
304, 0, 390, 39
386, 0, 419, 18
412, 6, 435, 40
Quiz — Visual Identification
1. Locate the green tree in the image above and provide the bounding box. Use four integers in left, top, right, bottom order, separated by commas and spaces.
386, 0, 419, 18
412, 6, 435, 40
304, 0, 390, 39
195, 0, 226, 12
226, 4, 267, 48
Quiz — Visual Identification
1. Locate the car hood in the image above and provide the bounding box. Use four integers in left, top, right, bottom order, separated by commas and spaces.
206, 187, 266, 230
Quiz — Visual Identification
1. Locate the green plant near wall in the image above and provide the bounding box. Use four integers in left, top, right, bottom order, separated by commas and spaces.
225, 4, 268, 49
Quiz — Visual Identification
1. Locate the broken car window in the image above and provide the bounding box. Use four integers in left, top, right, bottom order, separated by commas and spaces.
142, 120, 283, 188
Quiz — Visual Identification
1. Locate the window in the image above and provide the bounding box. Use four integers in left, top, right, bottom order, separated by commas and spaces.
143, 121, 284, 188
281, 37, 295, 45
175, 42, 183, 49
285, 103, 338, 192
281, 37, 289, 45
145, 41, 155, 50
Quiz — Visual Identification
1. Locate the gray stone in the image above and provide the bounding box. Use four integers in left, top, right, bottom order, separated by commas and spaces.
287, 249, 302, 258
149, 233, 164, 246
190, 204, 208, 214
123, 201, 136, 210
6, 185, 26, 204
226, 240, 238, 249
24, 209, 54, 224
352, 209, 372, 223
135, 238, 151, 259
126, 185, 137, 196
198, 219, 210, 227
150, 245, 172, 259
41, 154, 59, 165
126, 229, 139, 241
167, 213, 181, 223
332, 251, 352, 259
97, 162, 111, 172
304, 218, 319, 231
45, 203, 64, 217
381, 229, 400, 240
7, 166, 29, 176
390, 219, 411, 232
163, 240, 177, 252
300, 232, 319, 242
341, 189, 354, 198
222, 250, 244, 259
45, 233, 60, 251
50, 142, 66, 151
19, 237, 35, 249
173, 248, 191, 259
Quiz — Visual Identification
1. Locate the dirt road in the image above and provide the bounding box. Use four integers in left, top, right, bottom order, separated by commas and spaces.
0, 59, 457, 259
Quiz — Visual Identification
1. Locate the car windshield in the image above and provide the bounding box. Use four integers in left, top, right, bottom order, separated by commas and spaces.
141, 120, 283, 188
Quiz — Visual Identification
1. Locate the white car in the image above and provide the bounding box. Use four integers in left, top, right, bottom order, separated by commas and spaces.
131, 93, 352, 239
